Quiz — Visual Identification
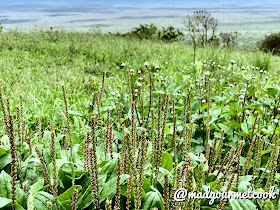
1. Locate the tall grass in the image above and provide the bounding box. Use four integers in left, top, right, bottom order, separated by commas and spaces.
0, 30, 279, 209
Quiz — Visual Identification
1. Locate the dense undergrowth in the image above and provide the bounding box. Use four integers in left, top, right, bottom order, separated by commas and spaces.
0, 30, 280, 209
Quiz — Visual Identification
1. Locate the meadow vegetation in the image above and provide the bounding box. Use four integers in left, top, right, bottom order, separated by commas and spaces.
0, 29, 280, 209
260, 33, 280, 55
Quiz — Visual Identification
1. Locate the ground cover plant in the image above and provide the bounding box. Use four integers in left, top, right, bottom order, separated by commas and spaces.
0, 30, 280, 209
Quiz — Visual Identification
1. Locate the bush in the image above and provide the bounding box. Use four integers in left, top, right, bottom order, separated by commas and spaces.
219, 32, 238, 47
158, 26, 184, 42
113, 24, 183, 42
185, 11, 218, 46
260, 32, 280, 55
208, 35, 220, 46
129, 24, 158, 40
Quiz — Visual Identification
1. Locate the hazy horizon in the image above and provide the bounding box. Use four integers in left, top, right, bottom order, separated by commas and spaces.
1, 0, 279, 45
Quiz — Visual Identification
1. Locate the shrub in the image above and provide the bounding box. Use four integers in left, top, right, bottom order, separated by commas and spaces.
113, 24, 183, 42
129, 24, 158, 40
260, 32, 280, 55
159, 26, 184, 42
185, 11, 218, 46
220, 32, 238, 47
208, 35, 220, 46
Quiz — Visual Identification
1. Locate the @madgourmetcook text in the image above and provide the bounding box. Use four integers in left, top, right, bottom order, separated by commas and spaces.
174, 186, 276, 205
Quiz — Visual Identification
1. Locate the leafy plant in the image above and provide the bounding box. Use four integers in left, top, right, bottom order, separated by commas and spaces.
260, 32, 280, 55
0, 30, 279, 210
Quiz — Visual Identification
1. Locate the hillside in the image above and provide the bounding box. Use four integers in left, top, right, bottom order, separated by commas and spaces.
0, 30, 280, 209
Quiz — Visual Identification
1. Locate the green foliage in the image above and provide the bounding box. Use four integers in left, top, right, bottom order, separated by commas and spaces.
0, 171, 12, 198
141, 187, 164, 209
0, 171, 27, 209
160, 152, 173, 171
158, 26, 184, 42
29, 178, 44, 195
0, 30, 280, 210
114, 24, 183, 42
229, 199, 258, 210
33, 191, 53, 209
99, 174, 129, 203
252, 53, 271, 70
260, 32, 280, 55
0, 197, 12, 208
129, 24, 158, 40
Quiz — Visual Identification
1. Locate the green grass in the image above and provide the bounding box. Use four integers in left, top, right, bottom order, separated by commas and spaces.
0, 30, 278, 116
0, 30, 280, 209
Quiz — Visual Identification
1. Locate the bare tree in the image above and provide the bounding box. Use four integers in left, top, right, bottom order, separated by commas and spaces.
186, 11, 218, 47
0, 16, 7, 32
220, 32, 238, 47
185, 13, 199, 65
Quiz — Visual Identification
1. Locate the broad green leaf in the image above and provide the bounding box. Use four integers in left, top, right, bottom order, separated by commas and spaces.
0, 135, 9, 146
191, 100, 199, 112
0, 153, 11, 169
142, 178, 152, 192
21, 155, 41, 185
264, 200, 274, 210
247, 115, 255, 126
68, 110, 83, 116
218, 123, 232, 135
247, 86, 257, 98
160, 152, 173, 171
153, 90, 166, 95
238, 181, 250, 193
229, 199, 257, 210
241, 123, 249, 134
47, 159, 70, 178
212, 96, 225, 102
167, 83, 177, 91
100, 158, 117, 181
58, 162, 85, 185
239, 175, 253, 182
266, 88, 278, 98
227, 122, 241, 129
0, 197, 12, 208
15, 203, 25, 210
165, 126, 171, 135
0, 170, 12, 198
262, 150, 268, 155
141, 187, 164, 210
207, 181, 217, 188
42, 131, 62, 164
99, 173, 108, 190
33, 191, 53, 210
99, 174, 129, 203
16, 188, 28, 209
0, 147, 7, 156
229, 199, 243, 210
77, 179, 93, 209
157, 167, 173, 187
29, 178, 44, 195
0, 172, 27, 208
58, 185, 82, 202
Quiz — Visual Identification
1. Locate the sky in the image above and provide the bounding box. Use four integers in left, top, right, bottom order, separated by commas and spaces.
0, 0, 279, 36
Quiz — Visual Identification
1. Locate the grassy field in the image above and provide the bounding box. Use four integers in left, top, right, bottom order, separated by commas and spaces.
0, 30, 280, 209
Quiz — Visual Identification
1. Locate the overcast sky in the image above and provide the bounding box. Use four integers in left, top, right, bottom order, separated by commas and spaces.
0, 0, 279, 33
